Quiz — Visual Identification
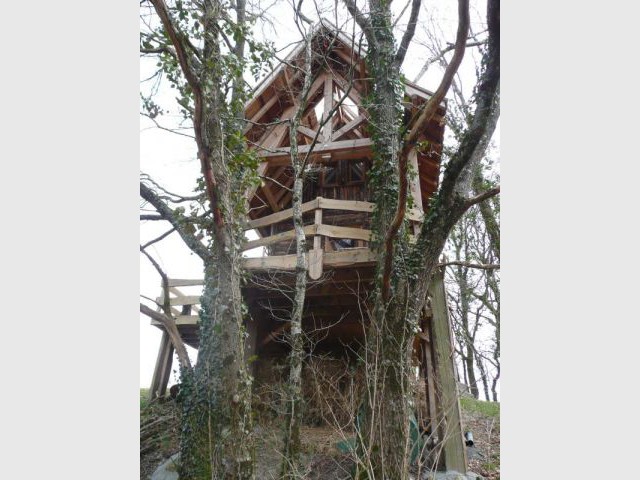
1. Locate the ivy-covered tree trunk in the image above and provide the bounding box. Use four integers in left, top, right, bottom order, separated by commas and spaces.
355, 3, 415, 478
179, 251, 253, 479
144, 0, 259, 477
343, 0, 498, 477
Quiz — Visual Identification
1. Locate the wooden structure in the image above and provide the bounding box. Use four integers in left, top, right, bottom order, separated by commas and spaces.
147, 24, 467, 472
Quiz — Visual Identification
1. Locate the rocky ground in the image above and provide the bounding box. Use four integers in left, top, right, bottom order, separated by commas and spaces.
140, 390, 499, 479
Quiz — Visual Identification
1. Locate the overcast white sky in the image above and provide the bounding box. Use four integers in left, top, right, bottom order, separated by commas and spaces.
139, 0, 494, 387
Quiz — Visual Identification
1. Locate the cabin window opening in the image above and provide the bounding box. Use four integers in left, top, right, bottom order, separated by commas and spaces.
331, 238, 356, 250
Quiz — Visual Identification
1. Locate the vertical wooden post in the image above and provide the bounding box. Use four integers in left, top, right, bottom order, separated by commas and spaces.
322, 76, 333, 141
420, 323, 439, 442
149, 331, 175, 401
429, 267, 467, 473
309, 208, 323, 280
313, 208, 322, 251
408, 148, 422, 213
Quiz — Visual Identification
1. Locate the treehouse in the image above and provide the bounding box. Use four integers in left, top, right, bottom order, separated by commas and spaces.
148, 23, 469, 473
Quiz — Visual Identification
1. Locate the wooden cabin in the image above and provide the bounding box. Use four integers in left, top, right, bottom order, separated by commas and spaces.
148, 23, 468, 473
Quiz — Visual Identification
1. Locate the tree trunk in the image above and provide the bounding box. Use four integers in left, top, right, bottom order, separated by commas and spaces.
179, 250, 253, 480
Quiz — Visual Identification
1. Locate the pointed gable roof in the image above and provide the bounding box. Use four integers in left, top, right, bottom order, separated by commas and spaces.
243, 21, 446, 224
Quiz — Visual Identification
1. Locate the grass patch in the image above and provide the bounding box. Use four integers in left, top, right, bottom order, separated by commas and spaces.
460, 396, 500, 418
140, 388, 150, 410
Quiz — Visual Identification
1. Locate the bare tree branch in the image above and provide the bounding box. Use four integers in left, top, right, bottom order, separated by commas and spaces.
141, 112, 196, 139
150, 0, 225, 234
141, 303, 193, 371
413, 40, 485, 84
440, 260, 499, 270
394, 0, 422, 67
381, 0, 470, 301
141, 214, 165, 221
142, 228, 176, 250
463, 186, 500, 210
342, 0, 374, 46
403, 0, 470, 147
140, 181, 211, 261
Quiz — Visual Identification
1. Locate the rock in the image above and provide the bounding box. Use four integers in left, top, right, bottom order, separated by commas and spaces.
420, 471, 484, 480
151, 453, 180, 480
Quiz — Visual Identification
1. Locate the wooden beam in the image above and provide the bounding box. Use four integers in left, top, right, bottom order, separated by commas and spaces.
259, 138, 374, 164
243, 95, 279, 134
318, 197, 373, 213
168, 295, 200, 306
332, 114, 366, 141
429, 268, 468, 473
313, 209, 323, 250
243, 247, 376, 271
148, 332, 174, 401
420, 310, 440, 443
246, 198, 319, 229
323, 248, 376, 266
151, 315, 200, 326
243, 225, 317, 251
297, 125, 324, 142
259, 106, 295, 150
316, 224, 371, 242
333, 72, 362, 105
167, 279, 204, 287
408, 148, 423, 213
322, 76, 333, 140
261, 183, 281, 212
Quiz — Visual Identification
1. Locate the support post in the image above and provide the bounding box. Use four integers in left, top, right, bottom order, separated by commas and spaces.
148, 331, 174, 401
420, 316, 439, 442
309, 208, 324, 279
429, 267, 467, 473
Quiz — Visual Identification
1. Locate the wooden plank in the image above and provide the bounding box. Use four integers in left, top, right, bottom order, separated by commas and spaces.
243, 248, 376, 271
259, 138, 373, 164
154, 295, 199, 307
167, 279, 204, 287
245, 161, 268, 202
148, 332, 174, 400
150, 315, 200, 327
323, 248, 376, 266
246, 198, 319, 229
332, 114, 366, 141
244, 254, 297, 270
318, 197, 374, 213
297, 125, 324, 142
316, 224, 371, 242
408, 148, 423, 213
420, 309, 440, 442
332, 72, 362, 105
322, 76, 333, 140
429, 268, 467, 473
313, 209, 323, 250
259, 106, 295, 150
242, 225, 317, 251
168, 295, 200, 306
318, 197, 423, 222
243, 94, 279, 133
261, 183, 281, 212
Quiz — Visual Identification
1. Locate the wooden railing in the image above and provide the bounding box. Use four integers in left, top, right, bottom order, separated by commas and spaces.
243, 197, 423, 251
152, 286, 201, 326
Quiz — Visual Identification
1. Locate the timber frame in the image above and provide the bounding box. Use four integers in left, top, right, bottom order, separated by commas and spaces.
147, 23, 467, 473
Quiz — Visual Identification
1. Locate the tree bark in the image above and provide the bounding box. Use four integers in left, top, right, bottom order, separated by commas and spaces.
280, 30, 313, 479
